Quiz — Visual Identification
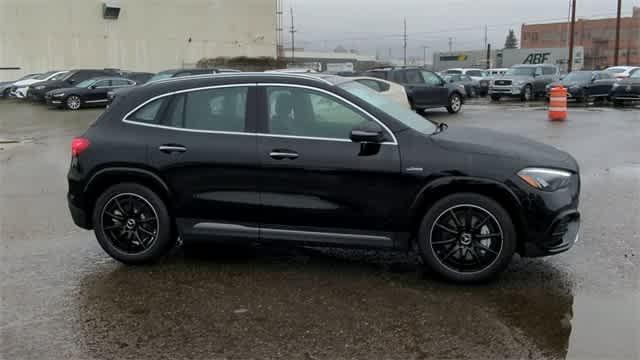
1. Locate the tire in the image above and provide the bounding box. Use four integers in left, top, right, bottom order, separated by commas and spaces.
490, 95, 501, 102
613, 99, 624, 107
446, 93, 462, 114
92, 183, 174, 264
416, 193, 516, 283
469, 87, 477, 98
65, 95, 82, 110
520, 85, 533, 102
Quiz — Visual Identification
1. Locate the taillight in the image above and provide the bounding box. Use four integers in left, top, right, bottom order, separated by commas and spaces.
71, 137, 90, 156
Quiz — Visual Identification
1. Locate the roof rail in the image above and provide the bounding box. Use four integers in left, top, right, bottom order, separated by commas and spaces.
147, 72, 334, 86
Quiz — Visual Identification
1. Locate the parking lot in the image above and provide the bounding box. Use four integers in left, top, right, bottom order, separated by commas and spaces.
1, 99, 638, 359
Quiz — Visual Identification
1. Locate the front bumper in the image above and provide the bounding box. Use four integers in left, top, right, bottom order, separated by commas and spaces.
521, 211, 580, 257
610, 87, 640, 101
45, 94, 63, 105
488, 85, 523, 96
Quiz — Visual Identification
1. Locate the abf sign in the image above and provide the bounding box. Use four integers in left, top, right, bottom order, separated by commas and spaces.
523, 52, 551, 64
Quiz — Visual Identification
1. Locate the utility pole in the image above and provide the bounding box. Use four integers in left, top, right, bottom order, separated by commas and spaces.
486, 43, 492, 69
448, 37, 453, 52
403, 18, 407, 66
567, 0, 576, 73
483, 25, 488, 49
275, 0, 283, 59
614, 0, 622, 66
289, 7, 297, 65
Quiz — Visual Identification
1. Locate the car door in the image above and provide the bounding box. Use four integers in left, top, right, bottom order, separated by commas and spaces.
402, 69, 431, 107
255, 84, 402, 247
421, 70, 449, 106
130, 84, 262, 241
591, 72, 616, 96
85, 79, 111, 103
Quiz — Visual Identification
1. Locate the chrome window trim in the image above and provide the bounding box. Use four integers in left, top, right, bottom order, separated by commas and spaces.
122, 83, 398, 145
258, 83, 398, 145
147, 72, 334, 86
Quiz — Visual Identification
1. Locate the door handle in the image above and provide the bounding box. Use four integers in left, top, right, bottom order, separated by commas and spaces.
269, 150, 299, 160
159, 145, 187, 154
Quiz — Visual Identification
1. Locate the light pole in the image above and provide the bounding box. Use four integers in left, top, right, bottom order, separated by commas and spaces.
423, 46, 430, 68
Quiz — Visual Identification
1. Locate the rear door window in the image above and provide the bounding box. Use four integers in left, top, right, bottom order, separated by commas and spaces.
181, 86, 248, 132
405, 70, 423, 85
127, 98, 168, 124
542, 67, 556, 75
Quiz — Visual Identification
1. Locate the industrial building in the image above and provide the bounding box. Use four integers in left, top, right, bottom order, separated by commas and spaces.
521, 7, 640, 69
0, 0, 277, 80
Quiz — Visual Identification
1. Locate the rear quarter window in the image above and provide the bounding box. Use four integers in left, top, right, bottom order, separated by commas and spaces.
127, 98, 167, 124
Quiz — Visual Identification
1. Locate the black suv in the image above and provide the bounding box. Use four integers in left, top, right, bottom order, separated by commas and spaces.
67, 73, 580, 282
28, 69, 118, 101
363, 67, 465, 114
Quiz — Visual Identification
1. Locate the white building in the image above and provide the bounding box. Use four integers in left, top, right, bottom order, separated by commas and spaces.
0, 0, 277, 80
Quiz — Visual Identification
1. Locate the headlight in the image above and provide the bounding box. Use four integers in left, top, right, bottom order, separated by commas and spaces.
516, 80, 526, 85
518, 168, 572, 191
34, 85, 46, 90
53, 93, 65, 97
612, 82, 620, 89
457, 85, 465, 92
570, 85, 581, 91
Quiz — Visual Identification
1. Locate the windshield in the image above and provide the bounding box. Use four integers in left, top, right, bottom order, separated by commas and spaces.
563, 72, 593, 81
148, 72, 174, 82
76, 79, 96, 88
606, 68, 626, 73
631, 70, 640, 79
34, 71, 57, 80
339, 81, 437, 135
49, 72, 68, 81
506, 67, 536, 76
445, 70, 462, 74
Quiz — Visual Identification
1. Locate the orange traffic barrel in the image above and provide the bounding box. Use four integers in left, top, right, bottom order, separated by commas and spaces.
548, 85, 567, 121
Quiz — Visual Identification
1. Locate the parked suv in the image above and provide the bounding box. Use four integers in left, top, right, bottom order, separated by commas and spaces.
67, 73, 581, 283
28, 69, 118, 101
489, 64, 560, 101
363, 67, 465, 114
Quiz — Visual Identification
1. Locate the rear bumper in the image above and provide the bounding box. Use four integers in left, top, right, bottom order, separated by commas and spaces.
68, 192, 92, 229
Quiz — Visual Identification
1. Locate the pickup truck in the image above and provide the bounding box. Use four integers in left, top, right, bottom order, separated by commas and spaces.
489, 64, 560, 102
363, 67, 466, 114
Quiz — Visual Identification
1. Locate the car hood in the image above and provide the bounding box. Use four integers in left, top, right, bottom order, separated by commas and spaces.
496, 75, 533, 82
432, 126, 577, 171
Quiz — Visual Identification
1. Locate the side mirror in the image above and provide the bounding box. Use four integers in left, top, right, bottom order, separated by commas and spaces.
68, 79, 75, 84
89, 85, 97, 89
350, 122, 385, 143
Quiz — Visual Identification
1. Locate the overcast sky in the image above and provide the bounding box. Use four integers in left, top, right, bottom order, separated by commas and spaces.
283, 0, 640, 58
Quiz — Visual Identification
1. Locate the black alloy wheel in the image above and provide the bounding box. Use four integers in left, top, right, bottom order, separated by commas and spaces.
447, 93, 462, 114
418, 193, 516, 282
93, 183, 174, 264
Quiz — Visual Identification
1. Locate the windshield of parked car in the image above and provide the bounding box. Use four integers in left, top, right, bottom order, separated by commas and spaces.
631, 70, 640, 78
148, 72, 174, 82
339, 81, 437, 135
466, 70, 485, 77
76, 79, 97, 88
506, 67, 536, 76
34, 71, 57, 80
445, 70, 462, 74
49, 72, 69, 81
563, 72, 593, 81
606, 68, 626, 73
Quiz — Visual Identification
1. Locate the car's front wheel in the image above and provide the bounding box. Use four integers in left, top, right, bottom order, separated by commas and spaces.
92, 183, 175, 264
65, 95, 82, 110
446, 93, 462, 114
521, 85, 533, 102
417, 193, 516, 283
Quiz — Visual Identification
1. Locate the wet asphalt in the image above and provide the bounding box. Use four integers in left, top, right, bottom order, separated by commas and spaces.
0, 99, 638, 360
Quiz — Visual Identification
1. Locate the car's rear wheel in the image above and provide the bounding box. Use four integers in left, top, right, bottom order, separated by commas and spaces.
92, 183, 174, 264
65, 95, 82, 110
417, 193, 516, 283
446, 93, 462, 114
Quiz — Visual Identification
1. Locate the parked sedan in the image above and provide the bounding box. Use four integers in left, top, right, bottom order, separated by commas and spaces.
444, 74, 481, 98
610, 69, 640, 106
46, 77, 136, 110
350, 76, 410, 108
604, 66, 639, 80
544, 71, 617, 102
28, 69, 119, 101
0, 73, 41, 98
67, 72, 580, 283
11, 70, 69, 99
